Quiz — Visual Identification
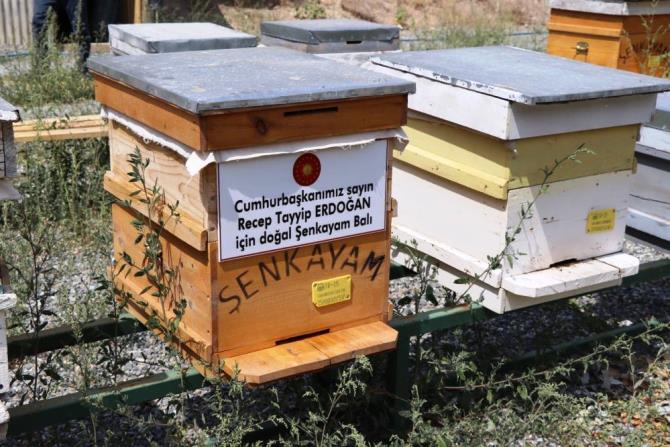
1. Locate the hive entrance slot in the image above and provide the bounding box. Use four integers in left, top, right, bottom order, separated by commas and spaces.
275, 328, 330, 345
346, 40, 363, 45
284, 106, 338, 117
550, 258, 578, 268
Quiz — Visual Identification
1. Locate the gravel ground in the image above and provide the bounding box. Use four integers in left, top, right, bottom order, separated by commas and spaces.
1, 236, 668, 445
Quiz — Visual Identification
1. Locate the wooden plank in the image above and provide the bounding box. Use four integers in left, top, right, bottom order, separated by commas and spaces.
221, 339, 330, 384
112, 204, 214, 345
221, 321, 397, 384
502, 257, 626, 297
104, 172, 208, 251
95, 73, 407, 151
214, 231, 391, 357
305, 321, 397, 364
13, 115, 108, 143
93, 74, 205, 150
108, 122, 217, 244
202, 94, 407, 151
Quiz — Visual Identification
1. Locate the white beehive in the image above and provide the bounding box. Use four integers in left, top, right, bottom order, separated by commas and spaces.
0, 98, 20, 201
371, 46, 670, 313
628, 92, 670, 240
0, 98, 18, 428
108, 22, 257, 55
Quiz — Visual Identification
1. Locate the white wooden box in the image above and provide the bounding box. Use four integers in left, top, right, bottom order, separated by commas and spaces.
0, 97, 20, 201
369, 47, 668, 312
0, 293, 14, 394
628, 92, 670, 240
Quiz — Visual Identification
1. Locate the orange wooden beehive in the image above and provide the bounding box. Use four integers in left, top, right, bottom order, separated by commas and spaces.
88, 47, 414, 384
547, 0, 670, 75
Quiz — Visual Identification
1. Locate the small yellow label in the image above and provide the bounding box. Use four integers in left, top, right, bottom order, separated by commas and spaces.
312, 275, 352, 308
586, 208, 616, 233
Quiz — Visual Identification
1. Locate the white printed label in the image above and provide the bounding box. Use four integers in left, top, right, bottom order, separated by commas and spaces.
218, 141, 387, 261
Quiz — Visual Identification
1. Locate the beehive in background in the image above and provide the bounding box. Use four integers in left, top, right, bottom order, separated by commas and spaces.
88, 47, 414, 383
371, 46, 670, 313
108, 22, 257, 55
0, 98, 20, 201
629, 92, 670, 240
260, 19, 399, 65
0, 97, 19, 431
547, 0, 670, 75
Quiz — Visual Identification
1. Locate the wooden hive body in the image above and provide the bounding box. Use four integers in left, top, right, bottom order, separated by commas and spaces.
628, 93, 670, 240
90, 48, 413, 383
547, 0, 670, 74
370, 47, 670, 313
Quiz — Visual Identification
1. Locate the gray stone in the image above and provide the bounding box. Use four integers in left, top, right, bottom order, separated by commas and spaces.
372, 46, 670, 105
108, 23, 257, 54
87, 47, 415, 114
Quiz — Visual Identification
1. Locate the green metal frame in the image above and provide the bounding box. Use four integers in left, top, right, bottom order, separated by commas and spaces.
4, 258, 670, 438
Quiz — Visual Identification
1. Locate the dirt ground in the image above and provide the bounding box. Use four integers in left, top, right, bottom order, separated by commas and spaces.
217, 0, 549, 35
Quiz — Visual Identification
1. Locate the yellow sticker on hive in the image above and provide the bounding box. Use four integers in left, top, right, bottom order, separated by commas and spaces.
312, 275, 352, 308
586, 208, 616, 233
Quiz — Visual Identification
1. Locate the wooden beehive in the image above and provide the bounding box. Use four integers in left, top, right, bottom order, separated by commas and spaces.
260, 19, 400, 64
108, 22, 257, 55
88, 47, 414, 383
629, 92, 670, 240
371, 46, 670, 313
547, 0, 670, 75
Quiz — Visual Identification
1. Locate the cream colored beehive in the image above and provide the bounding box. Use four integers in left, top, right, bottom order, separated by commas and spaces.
371, 46, 670, 313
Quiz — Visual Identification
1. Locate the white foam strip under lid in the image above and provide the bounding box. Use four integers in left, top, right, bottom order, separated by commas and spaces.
0, 111, 19, 122
101, 107, 408, 176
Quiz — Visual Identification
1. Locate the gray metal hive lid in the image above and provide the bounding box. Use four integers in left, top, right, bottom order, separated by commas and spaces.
260, 19, 399, 45
372, 46, 670, 105
0, 97, 20, 122
87, 46, 415, 114
108, 23, 257, 53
